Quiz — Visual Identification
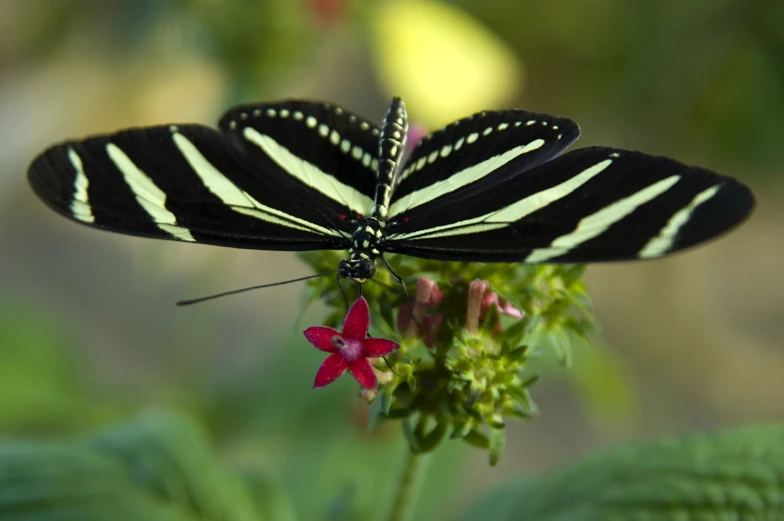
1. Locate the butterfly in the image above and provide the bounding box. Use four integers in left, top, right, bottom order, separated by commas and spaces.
28, 97, 755, 298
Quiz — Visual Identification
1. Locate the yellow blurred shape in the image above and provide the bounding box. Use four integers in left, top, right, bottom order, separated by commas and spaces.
371, 0, 523, 128
134, 58, 227, 126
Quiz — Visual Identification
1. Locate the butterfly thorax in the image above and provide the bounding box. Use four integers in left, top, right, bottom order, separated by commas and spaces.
339, 217, 386, 282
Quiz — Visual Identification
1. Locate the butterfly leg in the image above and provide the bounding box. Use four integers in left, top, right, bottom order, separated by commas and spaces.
381, 255, 421, 329
336, 274, 350, 314
381, 255, 408, 299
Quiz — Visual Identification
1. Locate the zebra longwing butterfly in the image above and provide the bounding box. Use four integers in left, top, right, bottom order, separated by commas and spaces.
28, 98, 754, 290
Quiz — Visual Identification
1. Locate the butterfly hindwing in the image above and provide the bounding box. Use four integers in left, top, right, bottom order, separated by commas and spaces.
384, 146, 755, 262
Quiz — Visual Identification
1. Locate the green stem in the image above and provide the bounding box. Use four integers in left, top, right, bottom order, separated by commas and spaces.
385, 450, 429, 521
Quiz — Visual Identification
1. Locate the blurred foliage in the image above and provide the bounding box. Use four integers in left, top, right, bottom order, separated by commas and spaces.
170, 0, 317, 101
4, 0, 781, 179
452, 0, 784, 176
0, 411, 268, 521
0, 411, 780, 520
458, 424, 784, 520
0, 0, 781, 520
0, 299, 114, 433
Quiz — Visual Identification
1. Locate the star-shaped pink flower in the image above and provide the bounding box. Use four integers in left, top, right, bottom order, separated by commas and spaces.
304, 297, 400, 390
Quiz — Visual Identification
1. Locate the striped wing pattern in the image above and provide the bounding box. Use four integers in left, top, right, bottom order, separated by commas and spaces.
385, 146, 754, 262
219, 100, 381, 218
28, 101, 382, 251
28, 98, 754, 267
390, 109, 580, 219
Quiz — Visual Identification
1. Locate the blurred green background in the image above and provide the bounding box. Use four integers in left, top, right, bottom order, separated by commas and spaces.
0, 0, 782, 519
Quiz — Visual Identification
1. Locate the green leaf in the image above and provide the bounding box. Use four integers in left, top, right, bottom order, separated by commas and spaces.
505, 345, 529, 364
367, 392, 392, 433
500, 316, 535, 348
239, 468, 297, 521
458, 424, 784, 521
450, 419, 474, 440
416, 419, 448, 453
462, 429, 490, 449
0, 410, 265, 521
0, 443, 193, 521
488, 427, 505, 467
88, 410, 260, 521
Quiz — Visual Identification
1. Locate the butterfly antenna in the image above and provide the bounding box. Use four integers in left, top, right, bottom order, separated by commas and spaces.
381, 255, 421, 329
177, 270, 338, 306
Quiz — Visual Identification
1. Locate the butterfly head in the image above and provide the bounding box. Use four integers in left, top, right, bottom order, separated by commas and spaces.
339, 217, 385, 282
338, 257, 376, 283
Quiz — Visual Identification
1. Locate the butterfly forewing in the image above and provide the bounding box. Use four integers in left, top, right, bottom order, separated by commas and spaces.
219, 100, 381, 219
388, 109, 580, 221
28, 123, 359, 251
384, 146, 755, 263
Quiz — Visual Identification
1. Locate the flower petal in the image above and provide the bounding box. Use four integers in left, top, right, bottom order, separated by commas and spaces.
349, 358, 378, 389
313, 354, 349, 388
500, 300, 523, 319
342, 297, 370, 340
304, 326, 342, 353
363, 338, 400, 357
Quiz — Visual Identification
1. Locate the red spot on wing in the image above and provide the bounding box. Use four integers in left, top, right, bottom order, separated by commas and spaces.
339, 213, 347, 220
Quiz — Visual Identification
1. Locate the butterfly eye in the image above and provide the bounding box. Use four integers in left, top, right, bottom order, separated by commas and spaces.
358, 259, 376, 279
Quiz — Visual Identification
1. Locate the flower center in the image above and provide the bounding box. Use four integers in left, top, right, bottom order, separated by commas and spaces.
331, 335, 363, 362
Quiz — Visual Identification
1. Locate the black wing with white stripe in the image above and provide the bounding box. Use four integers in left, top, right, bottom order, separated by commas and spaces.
384, 146, 754, 262
220, 100, 382, 218
390, 109, 580, 221
28, 101, 382, 251
28, 97, 755, 277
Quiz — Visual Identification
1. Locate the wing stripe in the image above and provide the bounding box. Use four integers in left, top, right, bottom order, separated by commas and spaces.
171, 132, 341, 237
639, 184, 721, 258
242, 127, 375, 216
390, 157, 613, 241
171, 131, 255, 207
389, 138, 546, 216
67, 147, 94, 223
525, 174, 681, 262
104, 143, 195, 242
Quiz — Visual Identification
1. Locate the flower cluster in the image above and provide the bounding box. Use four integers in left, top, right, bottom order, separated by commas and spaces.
297, 116, 595, 464
300, 249, 594, 465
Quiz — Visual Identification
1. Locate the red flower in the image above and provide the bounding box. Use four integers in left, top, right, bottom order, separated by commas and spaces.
467, 280, 524, 334
482, 292, 523, 320
304, 297, 400, 390
397, 277, 444, 348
